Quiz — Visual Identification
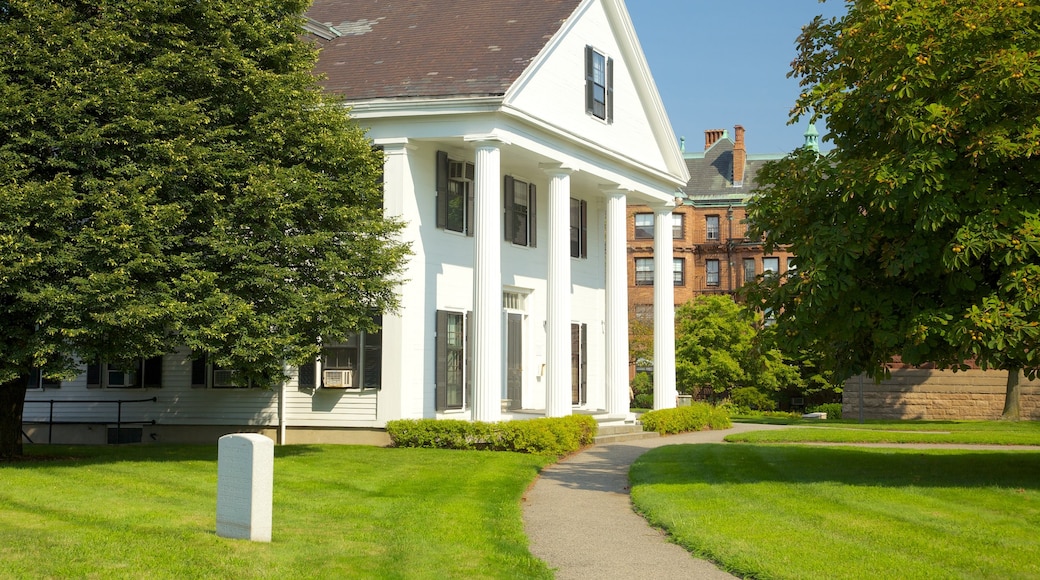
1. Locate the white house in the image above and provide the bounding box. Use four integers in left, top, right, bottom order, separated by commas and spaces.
22, 0, 687, 445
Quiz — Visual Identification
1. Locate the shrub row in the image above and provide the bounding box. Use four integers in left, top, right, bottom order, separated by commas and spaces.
808, 402, 842, 419
639, 402, 732, 435
385, 414, 598, 457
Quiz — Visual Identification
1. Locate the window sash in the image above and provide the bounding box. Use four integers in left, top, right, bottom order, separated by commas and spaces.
706, 216, 720, 240
672, 213, 684, 239
743, 258, 756, 284
763, 257, 780, 275
635, 258, 654, 285
673, 258, 685, 286
706, 260, 720, 286
570, 198, 587, 258
634, 213, 653, 239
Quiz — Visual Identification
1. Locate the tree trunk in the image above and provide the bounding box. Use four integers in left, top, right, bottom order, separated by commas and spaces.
1001, 368, 1022, 421
0, 376, 29, 461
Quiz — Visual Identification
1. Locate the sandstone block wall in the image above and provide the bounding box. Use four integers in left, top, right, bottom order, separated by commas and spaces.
842, 369, 1040, 420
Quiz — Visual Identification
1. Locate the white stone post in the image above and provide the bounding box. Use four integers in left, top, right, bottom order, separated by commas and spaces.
216, 433, 274, 542
543, 165, 573, 417
604, 190, 630, 416
653, 206, 677, 409
471, 141, 502, 422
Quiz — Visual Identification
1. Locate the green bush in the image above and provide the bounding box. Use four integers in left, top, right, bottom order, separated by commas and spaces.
730, 386, 778, 411
631, 372, 653, 396
633, 393, 654, 410
386, 414, 597, 457
639, 402, 731, 435
807, 402, 843, 419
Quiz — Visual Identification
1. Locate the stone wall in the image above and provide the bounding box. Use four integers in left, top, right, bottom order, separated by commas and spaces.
842, 369, 1040, 420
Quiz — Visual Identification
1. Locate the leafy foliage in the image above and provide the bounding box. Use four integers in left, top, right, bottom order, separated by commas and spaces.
674, 295, 803, 398
0, 0, 408, 456
746, 0, 1040, 418
638, 403, 731, 435
385, 415, 598, 457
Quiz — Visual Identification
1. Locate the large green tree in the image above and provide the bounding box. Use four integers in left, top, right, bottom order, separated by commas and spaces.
745, 0, 1040, 419
674, 295, 802, 400
0, 0, 408, 458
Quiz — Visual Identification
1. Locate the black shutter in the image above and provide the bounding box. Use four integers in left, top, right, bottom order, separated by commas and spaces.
606, 57, 614, 124
529, 183, 537, 248
504, 175, 515, 243
190, 352, 208, 388
364, 315, 383, 390
435, 310, 448, 411
580, 200, 588, 259
26, 369, 40, 389
580, 323, 588, 405
584, 45, 595, 114
142, 356, 163, 388
86, 359, 101, 388
436, 150, 449, 229
298, 357, 317, 390
465, 162, 475, 237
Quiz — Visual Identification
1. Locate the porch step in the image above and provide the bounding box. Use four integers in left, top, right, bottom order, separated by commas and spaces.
593, 424, 659, 445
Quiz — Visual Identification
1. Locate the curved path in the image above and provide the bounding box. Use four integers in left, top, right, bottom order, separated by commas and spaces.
522, 423, 791, 580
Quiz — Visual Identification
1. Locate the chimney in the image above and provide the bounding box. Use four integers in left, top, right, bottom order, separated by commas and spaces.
704, 129, 725, 151
732, 125, 746, 187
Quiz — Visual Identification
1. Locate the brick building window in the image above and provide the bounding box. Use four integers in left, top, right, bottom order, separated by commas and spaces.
673, 258, 685, 286
634, 213, 653, 239
672, 213, 685, 239
706, 215, 720, 241
763, 257, 780, 277
706, 259, 720, 286
635, 258, 654, 285
743, 258, 756, 285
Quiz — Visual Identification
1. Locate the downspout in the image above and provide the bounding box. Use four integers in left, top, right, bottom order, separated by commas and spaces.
278, 382, 287, 445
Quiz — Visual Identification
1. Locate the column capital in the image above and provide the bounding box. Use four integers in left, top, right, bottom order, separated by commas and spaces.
539, 162, 577, 176
464, 134, 510, 146
372, 137, 417, 153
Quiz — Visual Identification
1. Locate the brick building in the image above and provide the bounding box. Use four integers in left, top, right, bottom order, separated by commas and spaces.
628, 125, 812, 364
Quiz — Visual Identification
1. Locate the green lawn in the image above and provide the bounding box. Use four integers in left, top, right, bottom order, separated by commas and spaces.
631, 443, 1040, 579
727, 419, 1040, 445
0, 444, 554, 579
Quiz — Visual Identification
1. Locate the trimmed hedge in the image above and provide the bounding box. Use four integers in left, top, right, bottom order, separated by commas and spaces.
385, 414, 598, 457
808, 402, 842, 419
639, 402, 731, 435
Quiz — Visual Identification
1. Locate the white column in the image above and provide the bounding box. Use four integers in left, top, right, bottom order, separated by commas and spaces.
471, 142, 502, 422
653, 206, 677, 409
604, 190, 629, 416
543, 166, 573, 417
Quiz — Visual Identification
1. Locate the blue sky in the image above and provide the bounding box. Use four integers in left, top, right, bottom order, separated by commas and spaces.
626, 0, 847, 154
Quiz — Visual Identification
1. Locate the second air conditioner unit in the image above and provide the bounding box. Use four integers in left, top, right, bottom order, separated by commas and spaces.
323, 369, 353, 389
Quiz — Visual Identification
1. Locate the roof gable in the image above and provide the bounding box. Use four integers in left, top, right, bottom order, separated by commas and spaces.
306, 0, 581, 100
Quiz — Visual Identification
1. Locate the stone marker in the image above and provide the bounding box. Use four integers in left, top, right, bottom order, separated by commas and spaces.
216, 433, 273, 542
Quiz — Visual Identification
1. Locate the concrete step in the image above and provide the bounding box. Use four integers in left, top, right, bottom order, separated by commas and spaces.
593, 424, 659, 445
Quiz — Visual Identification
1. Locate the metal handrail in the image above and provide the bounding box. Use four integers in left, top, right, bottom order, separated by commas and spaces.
23, 397, 158, 444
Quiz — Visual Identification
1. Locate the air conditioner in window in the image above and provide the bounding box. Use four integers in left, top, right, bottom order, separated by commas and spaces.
323, 369, 353, 389
213, 370, 239, 388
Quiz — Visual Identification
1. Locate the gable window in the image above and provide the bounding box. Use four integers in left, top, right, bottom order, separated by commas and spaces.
435, 310, 472, 411
436, 151, 475, 235
673, 257, 685, 286
570, 198, 588, 258
743, 258, 757, 285
585, 46, 613, 122
298, 318, 383, 391
672, 213, 685, 240
635, 258, 654, 285
634, 213, 653, 239
706, 215, 720, 241
505, 176, 536, 247
706, 259, 720, 286
87, 357, 163, 389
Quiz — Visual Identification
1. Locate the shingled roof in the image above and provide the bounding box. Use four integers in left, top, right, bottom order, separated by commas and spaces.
305, 0, 582, 101
681, 137, 782, 202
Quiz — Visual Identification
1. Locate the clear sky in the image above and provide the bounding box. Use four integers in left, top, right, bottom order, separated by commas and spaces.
626, 0, 847, 155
